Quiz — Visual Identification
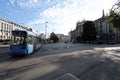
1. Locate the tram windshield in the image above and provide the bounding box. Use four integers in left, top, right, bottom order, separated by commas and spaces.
11, 31, 27, 45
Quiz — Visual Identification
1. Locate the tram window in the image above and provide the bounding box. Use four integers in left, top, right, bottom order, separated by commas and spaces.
11, 31, 27, 45
28, 36, 32, 44
32, 36, 36, 44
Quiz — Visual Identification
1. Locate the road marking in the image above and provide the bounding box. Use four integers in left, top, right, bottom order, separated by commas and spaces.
54, 73, 79, 80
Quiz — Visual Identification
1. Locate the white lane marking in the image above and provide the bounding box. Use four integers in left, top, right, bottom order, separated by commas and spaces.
54, 73, 79, 80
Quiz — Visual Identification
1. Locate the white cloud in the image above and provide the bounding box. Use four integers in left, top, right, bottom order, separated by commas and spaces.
26, 0, 117, 35
9, 0, 41, 8
9, 0, 15, 4
17, 0, 40, 8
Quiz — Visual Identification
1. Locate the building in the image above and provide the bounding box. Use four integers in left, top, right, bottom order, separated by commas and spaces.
70, 30, 77, 43
57, 34, 69, 42
94, 10, 120, 43
61, 35, 69, 42
69, 20, 85, 43
70, 10, 120, 44
0, 18, 30, 42
57, 34, 64, 42
76, 21, 85, 37
76, 20, 85, 43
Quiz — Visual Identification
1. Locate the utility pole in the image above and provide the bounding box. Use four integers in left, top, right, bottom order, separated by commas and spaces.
45, 21, 48, 39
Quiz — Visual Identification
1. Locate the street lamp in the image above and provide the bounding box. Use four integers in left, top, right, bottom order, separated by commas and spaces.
45, 21, 48, 38
45, 21, 48, 39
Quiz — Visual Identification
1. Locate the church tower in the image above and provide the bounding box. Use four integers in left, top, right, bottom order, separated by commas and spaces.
102, 9, 105, 18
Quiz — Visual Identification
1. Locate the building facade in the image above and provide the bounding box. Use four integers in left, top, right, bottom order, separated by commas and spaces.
0, 18, 30, 42
76, 21, 85, 37
70, 30, 77, 43
69, 21, 85, 43
95, 10, 120, 43
70, 10, 120, 43
57, 34, 68, 42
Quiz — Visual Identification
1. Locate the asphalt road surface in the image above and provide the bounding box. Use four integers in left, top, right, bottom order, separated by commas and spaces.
0, 43, 120, 80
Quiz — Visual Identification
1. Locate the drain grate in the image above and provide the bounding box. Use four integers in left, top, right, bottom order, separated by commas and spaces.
54, 73, 79, 80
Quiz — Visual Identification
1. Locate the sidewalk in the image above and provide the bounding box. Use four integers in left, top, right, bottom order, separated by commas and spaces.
0, 44, 9, 48
0, 44, 9, 54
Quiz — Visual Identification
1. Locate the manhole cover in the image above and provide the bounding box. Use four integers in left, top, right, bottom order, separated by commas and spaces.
54, 73, 79, 80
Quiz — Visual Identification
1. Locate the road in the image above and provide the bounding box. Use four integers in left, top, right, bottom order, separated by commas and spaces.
0, 43, 120, 80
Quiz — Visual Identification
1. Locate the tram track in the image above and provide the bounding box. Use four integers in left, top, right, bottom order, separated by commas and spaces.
0, 56, 27, 79
0, 53, 10, 62
0, 53, 72, 78
0, 56, 11, 61
0, 48, 21, 63
0, 49, 111, 80
0, 45, 120, 80
0, 52, 9, 57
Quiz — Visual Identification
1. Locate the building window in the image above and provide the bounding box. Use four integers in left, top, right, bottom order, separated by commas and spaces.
1, 22, 3, 29
4, 23, 6, 27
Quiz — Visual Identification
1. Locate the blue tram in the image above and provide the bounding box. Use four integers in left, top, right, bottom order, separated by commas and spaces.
9, 30, 42, 56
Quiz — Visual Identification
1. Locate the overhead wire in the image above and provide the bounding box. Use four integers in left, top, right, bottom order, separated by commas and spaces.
13, 1, 42, 34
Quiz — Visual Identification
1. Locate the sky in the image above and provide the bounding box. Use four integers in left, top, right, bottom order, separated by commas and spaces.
0, 0, 117, 35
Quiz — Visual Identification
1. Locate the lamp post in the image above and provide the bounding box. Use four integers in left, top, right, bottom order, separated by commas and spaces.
45, 21, 48, 38
45, 22, 48, 43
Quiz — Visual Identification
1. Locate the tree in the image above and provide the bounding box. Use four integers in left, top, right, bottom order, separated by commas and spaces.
107, 0, 120, 28
50, 32, 59, 43
112, 0, 120, 14
82, 21, 96, 43
106, 2, 120, 43
107, 10, 120, 28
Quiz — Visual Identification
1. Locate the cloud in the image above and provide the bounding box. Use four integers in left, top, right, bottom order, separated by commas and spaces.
25, 0, 117, 35
27, 0, 83, 34
17, 0, 40, 8
9, 0, 41, 8
9, 0, 15, 4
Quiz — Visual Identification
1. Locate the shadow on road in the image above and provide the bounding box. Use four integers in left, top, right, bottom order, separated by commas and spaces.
0, 48, 120, 80
0, 43, 120, 80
